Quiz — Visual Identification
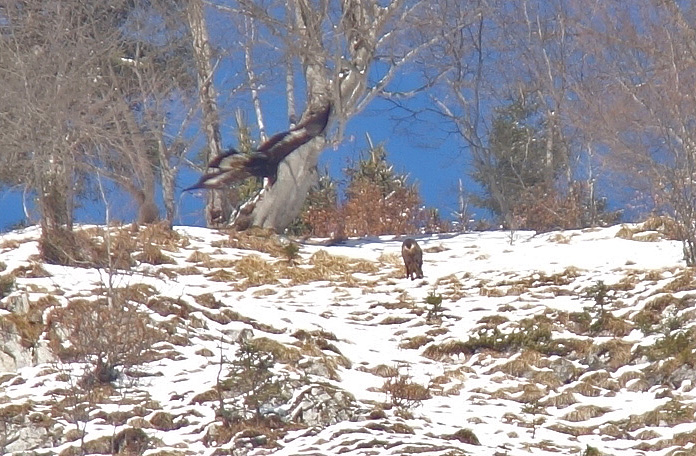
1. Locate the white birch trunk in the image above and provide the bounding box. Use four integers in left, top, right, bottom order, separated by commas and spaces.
187, 0, 229, 227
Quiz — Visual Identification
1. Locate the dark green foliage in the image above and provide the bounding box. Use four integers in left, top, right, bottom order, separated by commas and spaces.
445, 428, 480, 445
0, 274, 14, 299
634, 294, 692, 335
345, 144, 410, 196
282, 242, 301, 265
471, 95, 617, 231
286, 171, 340, 236
291, 143, 446, 237
425, 292, 444, 322
422, 315, 571, 361
341, 144, 423, 236
581, 280, 632, 336
221, 338, 289, 421
644, 325, 693, 363
568, 310, 593, 333
585, 280, 610, 311
456, 316, 553, 355
583, 445, 601, 456
471, 97, 564, 227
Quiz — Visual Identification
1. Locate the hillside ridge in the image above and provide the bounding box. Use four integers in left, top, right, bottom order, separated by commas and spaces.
1, 222, 695, 456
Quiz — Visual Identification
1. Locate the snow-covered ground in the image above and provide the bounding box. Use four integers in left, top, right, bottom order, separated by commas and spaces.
1, 222, 695, 456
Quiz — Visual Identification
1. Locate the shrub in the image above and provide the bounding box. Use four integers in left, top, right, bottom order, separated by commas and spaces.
287, 172, 344, 238
292, 144, 449, 237
0, 274, 14, 299
422, 316, 558, 360
443, 428, 480, 445
425, 292, 444, 322
40, 227, 99, 266
49, 290, 164, 385
282, 242, 301, 265
217, 337, 291, 423
380, 367, 431, 409
507, 182, 621, 232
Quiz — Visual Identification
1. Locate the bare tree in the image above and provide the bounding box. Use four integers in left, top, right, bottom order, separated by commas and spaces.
187, 0, 237, 227
0, 0, 196, 231
190, 0, 474, 232
91, 0, 196, 225
0, 1, 121, 235
571, 0, 696, 264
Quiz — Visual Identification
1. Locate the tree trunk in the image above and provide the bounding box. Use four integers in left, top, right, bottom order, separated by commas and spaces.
156, 131, 177, 225
187, 0, 230, 227
234, 137, 325, 232
135, 190, 160, 225
226, 0, 447, 233
38, 153, 74, 231
37, 150, 78, 265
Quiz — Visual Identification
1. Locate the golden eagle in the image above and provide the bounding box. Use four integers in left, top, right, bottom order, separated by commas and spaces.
185, 103, 331, 191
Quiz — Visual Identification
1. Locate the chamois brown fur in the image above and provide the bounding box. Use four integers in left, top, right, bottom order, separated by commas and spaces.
401, 238, 423, 280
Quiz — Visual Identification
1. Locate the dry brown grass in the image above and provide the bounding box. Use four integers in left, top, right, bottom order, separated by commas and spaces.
421, 340, 471, 361
518, 383, 547, 403
201, 248, 383, 291
377, 316, 411, 325
206, 269, 236, 282
565, 381, 602, 397
492, 350, 542, 377
434, 274, 468, 301
10, 262, 51, 278
476, 314, 509, 329
39, 223, 188, 269
596, 339, 634, 370
442, 428, 480, 445
134, 244, 176, 265
593, 313, 633, 337
622, 399, 696, 432
1, 313, 44, 349
194, 293, 222, 309
234, 255, 281, 289
0, 294, 59, 349
249, 337, 302, 364
165, 265, 201, 276
309, 249, 378, 275
399, 335, 433, 350
211, 228, 286, 257
187, 250, 212, 264
660, 270, 696, 293
0, 238, 22, 250
380, 372, 431, 409
562, 405, 611, 422
291, 329, 351, 375
358, 364, 399, 378
616, 216, 683, 242
146, 296, 191, 319
377, 252, 402, 267
541, 391, 577, 409
544, 423, 597, 437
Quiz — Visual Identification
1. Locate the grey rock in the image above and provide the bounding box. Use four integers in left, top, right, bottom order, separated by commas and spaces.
287, 383, 357, 427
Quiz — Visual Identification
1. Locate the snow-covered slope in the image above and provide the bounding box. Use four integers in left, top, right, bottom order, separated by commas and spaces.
1, 222, 695, 456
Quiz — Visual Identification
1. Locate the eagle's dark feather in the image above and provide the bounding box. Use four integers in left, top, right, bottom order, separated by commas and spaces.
185, 103, 331, 191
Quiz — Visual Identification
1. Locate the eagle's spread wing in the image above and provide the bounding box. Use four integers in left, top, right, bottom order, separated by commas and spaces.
185, 102, 331, 191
